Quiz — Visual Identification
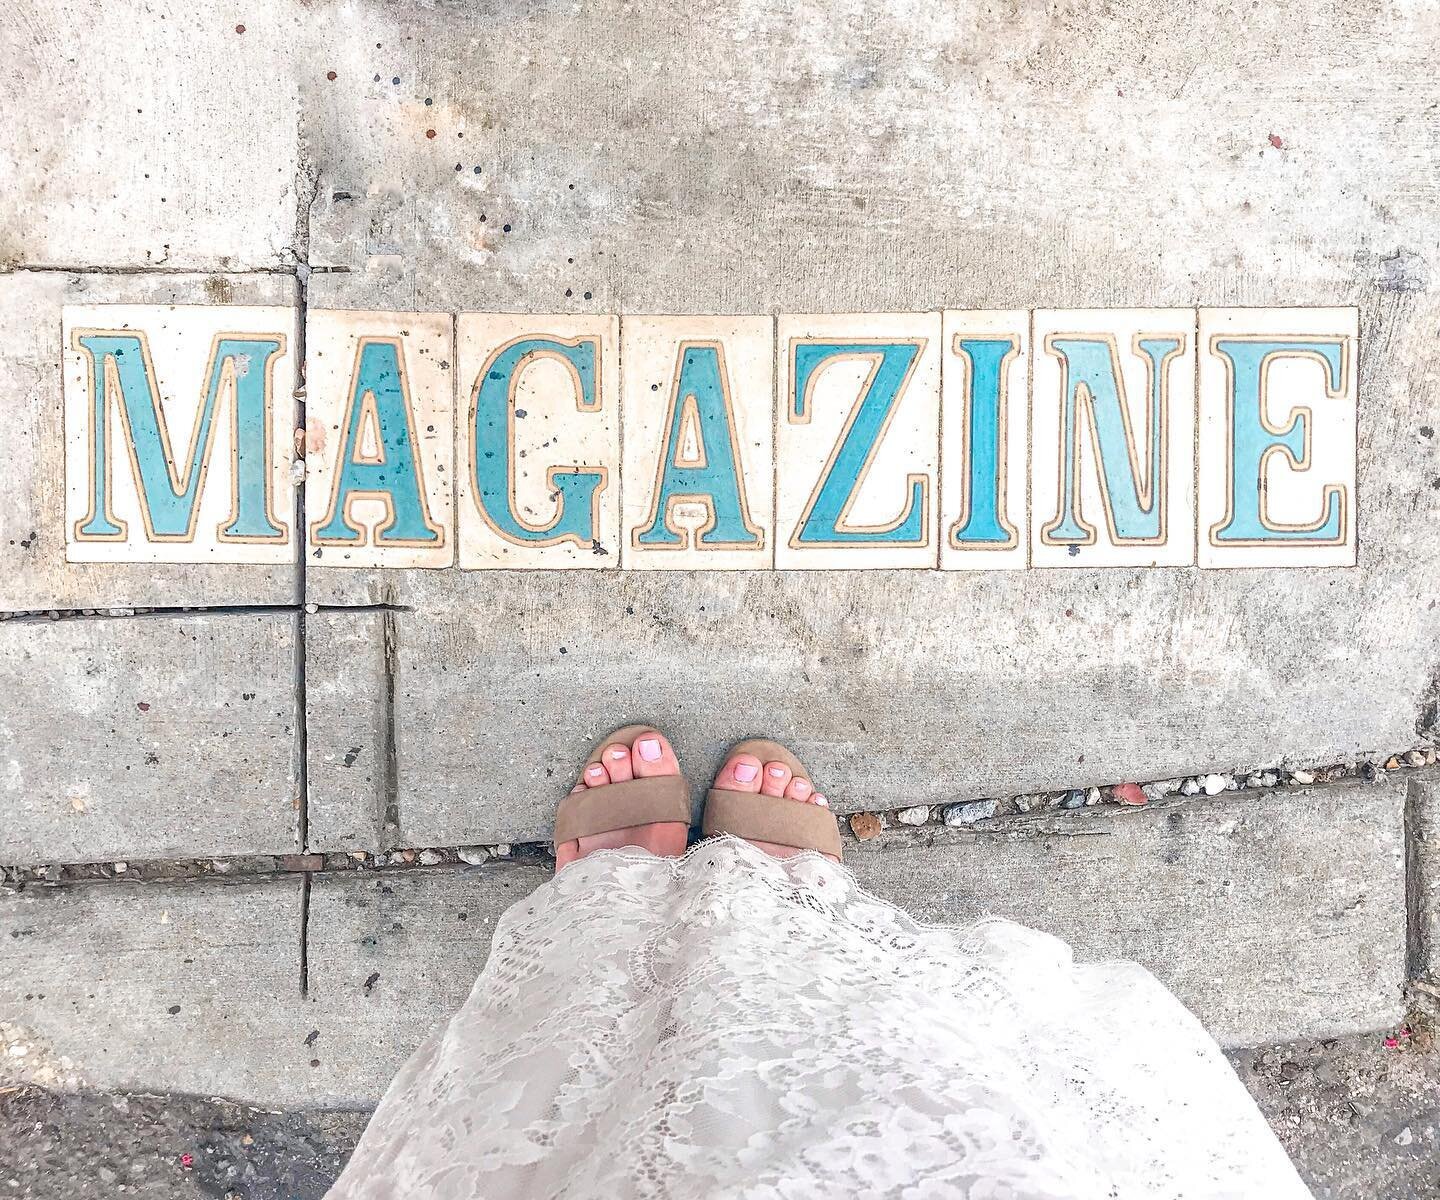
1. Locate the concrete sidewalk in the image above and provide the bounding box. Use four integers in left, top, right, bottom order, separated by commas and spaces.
2, 3, 1439, 1195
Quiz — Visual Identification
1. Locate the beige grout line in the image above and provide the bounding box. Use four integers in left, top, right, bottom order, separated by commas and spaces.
1026, 308, 1035, 570
1193, 306, 1201, 569
931, 310, 942, 570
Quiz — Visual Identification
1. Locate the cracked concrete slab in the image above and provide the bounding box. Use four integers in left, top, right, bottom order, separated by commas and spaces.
0, 270, 301, 612
0, 875, 304, 1100
1, 612, 303, 865
1409, 768, 1440, 986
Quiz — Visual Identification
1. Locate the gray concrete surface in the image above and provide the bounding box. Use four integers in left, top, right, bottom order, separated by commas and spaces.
0, 2, 300, 271
298, 862, 552, 1106
0, 876, 303, 1100
304, 611, 390, 852
2, 3, 1439, 1191
1, 612, 303, 865
306, 567, 1438, 847
294, 0, 1440, 845
0, 270, 300, 612
847, 782, 1409, 1048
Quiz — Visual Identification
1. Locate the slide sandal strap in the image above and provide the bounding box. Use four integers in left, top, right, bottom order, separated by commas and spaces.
702, 789, 843, 859
555, 774, 692, 843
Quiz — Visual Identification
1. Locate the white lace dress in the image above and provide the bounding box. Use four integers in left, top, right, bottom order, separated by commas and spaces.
326, 837, 1312, 1199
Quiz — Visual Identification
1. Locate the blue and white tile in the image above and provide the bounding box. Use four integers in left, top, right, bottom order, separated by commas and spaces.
455, 314, 620, 569
775, 313, 941, 570
63, 304, 298, 565
1197, 307, 1358, 568
940, 310, 1030, 571
620, 316, 774, 570
306, 310, 454, 569
1031, 308, 1195, 568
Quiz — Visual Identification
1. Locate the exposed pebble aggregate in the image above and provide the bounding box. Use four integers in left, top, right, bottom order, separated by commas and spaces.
1, 747, 1437, 882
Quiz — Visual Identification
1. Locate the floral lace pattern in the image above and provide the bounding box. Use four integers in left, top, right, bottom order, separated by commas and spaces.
327, 837, 1311, 1200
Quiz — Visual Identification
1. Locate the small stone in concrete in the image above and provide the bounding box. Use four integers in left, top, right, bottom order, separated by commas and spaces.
490, 844, 511, 858
943, 799, 997, 826
849, 813, 883, 841
1181, 778, 1202, 795
1291, 770, 1316, 785
1202, 774, 1229, 796
456, 847, 490, 866
1112, 783, 1147, 806
1084, 786, 1102, 805
1261, 772, 1279, 787
418, 849, 444, 866
1060, 789, 1085, 810
895, 805, 930, 826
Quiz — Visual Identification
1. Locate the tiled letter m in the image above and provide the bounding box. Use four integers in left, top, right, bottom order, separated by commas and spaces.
72, 331, 288, 544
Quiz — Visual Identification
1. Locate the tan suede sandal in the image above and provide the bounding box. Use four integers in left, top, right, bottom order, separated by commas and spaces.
553, 725, 693, 845
701, 738, 843, 860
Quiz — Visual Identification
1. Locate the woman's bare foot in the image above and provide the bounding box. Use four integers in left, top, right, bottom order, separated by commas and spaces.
713, 749, 838, 863
554, 730, 690, 870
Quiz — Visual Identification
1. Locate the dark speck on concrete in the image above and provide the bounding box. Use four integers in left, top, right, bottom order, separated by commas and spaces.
342, 747, 362, 768
166, 1005, 180, 1015
362, 972, 381, 995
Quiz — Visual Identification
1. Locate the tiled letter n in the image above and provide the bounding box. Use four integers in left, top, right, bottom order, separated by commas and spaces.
1030, 310, 1195, 569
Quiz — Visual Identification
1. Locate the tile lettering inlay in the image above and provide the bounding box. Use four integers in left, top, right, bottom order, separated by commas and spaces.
63, 304, 298, 565
56, 305, 1360, 572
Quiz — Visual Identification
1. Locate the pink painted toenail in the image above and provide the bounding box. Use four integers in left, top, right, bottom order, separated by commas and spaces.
610, 748, 627, 759
792, 779, 812, 794
768, 766, 787, 778
734, 762, 758, 783
587, 764, 605, 776
814, 794, 829, 807
637, 738, 662, 762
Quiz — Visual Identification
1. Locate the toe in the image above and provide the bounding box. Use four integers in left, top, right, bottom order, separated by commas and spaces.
812, 793, 829, 808
717, 752, 763, 792
760, 760, 792, 797
602, 743, 634, 783
582, 760, 610, 789
631, 730, 681, 777
784, 775, 814, 803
